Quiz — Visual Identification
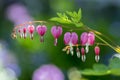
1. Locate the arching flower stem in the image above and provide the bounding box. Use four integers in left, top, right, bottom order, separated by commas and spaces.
83, 26, 120, 53
11, 20, 120, 53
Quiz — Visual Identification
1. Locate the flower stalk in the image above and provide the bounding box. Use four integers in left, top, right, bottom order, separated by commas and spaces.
11, 20, 120, 62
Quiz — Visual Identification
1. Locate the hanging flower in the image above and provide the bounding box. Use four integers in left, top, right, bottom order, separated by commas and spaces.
28, 25, 35, 40
18, 29, 22, 38
80, 32, 95, 53
81, 47, 86, 62
64, 32, 78, 55
23, 27, 27, 39
80, 32, 88, 46
94, 46, 100, 62
36, 25, 47, 42
51, 26, 62, 46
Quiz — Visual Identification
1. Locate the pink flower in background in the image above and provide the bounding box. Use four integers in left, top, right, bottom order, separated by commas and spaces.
32, 64, 64, 80
36, 25, 47, 42
64, 32, 78, 55
51, 26, 62, 46
0, 41, 21, 78
6, 4, 33, 26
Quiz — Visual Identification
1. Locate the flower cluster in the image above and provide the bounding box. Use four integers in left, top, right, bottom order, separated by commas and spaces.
12, 24, 100, 62
17, 25, 47, 42
15, 25, 63, 44
63, 31, 100, 62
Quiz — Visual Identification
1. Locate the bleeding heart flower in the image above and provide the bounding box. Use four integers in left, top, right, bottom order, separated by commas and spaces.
80, 32, 95, 53
81, 47, 86, 62
94, 46, 100, 62
36, 25, 47, 42
28, 25, 35, 39
23, 27, 27, 39
64, 32, 78, 55
51, 26, 62, 46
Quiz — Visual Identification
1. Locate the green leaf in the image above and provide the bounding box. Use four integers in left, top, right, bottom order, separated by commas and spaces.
50, 8, 84, 27
66, 8, 82, 23
81, 58, 120, 76
75, 22, 84, 27
81, 64, 109, 76
66, 11, 73, 17
50, 17, 72, 24
57, 13, 63, 18
78, 8, 82, 20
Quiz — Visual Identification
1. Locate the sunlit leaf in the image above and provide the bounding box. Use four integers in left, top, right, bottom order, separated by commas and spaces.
50, 17, 72, 24
50, 8, 83, 27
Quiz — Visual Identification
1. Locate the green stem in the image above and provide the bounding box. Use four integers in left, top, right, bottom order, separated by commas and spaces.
84, 26, 120, 53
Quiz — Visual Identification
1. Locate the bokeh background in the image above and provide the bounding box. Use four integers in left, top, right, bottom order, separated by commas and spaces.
0, 0, 120, 80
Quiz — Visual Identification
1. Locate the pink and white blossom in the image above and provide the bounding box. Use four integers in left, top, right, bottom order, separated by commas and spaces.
36, 25, 47, 42
51, 26, 62, 46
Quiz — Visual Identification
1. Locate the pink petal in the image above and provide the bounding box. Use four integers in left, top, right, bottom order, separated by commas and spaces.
81, 47, 85, 55
94, 46, 100, 55
28, 25, 35, 34
88, 32, 95, 45
36, 25, 47, 36
23, 27, 27, 33
51, 26, 62, 38
80, 32, 88, 46
64, 32, 71, 45
71, 32, 78, 45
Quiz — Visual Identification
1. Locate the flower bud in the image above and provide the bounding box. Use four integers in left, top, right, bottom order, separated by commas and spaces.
94, 46, 100, 62
81, 47, 86, 62
23, 27, 27, 39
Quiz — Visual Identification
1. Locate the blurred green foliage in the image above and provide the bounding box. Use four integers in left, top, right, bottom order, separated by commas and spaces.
1, 0, 120, 80
81, 58, 120, 76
